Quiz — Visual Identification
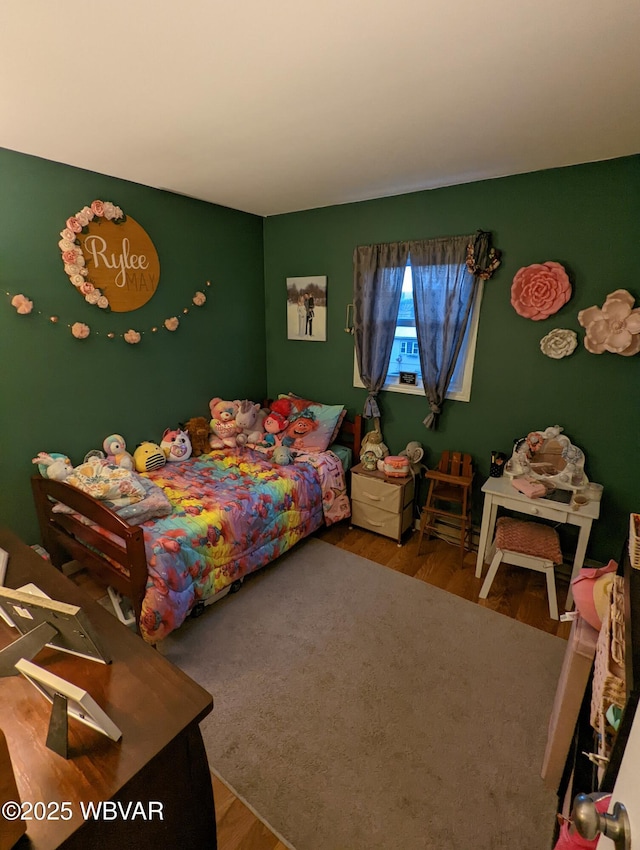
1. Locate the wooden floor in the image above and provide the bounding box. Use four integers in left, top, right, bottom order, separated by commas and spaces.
72, 523, 572, 849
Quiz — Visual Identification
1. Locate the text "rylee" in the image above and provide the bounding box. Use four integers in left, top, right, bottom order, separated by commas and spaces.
83, 236, 149, 288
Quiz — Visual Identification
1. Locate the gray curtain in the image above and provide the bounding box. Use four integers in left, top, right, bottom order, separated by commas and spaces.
410, 233, 480, 430
353, 242, 409, 418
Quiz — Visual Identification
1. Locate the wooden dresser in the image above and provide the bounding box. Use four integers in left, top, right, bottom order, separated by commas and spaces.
350, 463, 415, 545
0, 528, 217, 850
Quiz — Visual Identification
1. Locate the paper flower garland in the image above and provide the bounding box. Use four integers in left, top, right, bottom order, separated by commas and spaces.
4, 280, 210, 344
511, 262, 571, 320
11, 294, 33, 314
540, 328, 577, 359
59, 200, 124, 310
578, 289, 640, 356
71, 322, 90, 339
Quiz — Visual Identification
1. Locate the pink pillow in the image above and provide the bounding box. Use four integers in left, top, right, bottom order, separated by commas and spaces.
571, 560, 618, 631
495, 517, 563, 564
277, 394, 344, 452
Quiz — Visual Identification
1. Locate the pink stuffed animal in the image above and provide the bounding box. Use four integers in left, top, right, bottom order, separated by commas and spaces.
160, 427, 193, 462
209, 398, 240, 449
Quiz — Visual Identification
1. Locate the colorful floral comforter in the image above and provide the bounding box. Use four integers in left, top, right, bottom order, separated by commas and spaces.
138, 448, 349, 642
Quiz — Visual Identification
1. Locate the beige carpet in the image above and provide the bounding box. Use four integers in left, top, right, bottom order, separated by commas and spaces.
160, 538, 565, 850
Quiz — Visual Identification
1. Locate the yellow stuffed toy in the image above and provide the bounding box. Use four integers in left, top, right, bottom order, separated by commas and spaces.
133, 441, 166, 473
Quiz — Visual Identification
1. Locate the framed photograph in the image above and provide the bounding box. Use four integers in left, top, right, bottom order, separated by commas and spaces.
15, 658, 122, 741
286, 275, 327, 341
0, 547, 7, 586
0, 585, 110, 664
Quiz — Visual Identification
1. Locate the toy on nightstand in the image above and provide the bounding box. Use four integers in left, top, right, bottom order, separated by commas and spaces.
102, 434, 134, 470
160, 427, 193, 461
360, 422, 389, 471
383, 456, 411, 477
399, 441, 426, 476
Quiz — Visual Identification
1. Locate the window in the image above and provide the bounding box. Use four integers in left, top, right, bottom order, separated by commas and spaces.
353, 262, 483, 402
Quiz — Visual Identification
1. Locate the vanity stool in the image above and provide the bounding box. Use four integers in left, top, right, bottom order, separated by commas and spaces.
479, 516, 563, 619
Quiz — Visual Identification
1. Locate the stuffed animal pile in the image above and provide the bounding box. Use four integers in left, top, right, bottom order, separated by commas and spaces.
31, 396, 300, 486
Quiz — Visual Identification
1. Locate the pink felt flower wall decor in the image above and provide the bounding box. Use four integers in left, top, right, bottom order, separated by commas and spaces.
511, 261, 572, 320
578, 289, 640, 356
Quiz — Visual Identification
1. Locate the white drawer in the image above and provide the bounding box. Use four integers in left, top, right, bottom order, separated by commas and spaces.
351, 501, 413, 540
351, 473, 413, 513
495, 498, 569, 522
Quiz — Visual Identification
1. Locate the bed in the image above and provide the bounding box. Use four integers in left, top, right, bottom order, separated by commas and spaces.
31, 412, 362, 643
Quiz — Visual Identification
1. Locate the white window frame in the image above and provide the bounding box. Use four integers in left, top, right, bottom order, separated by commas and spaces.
353, 279, 484, 403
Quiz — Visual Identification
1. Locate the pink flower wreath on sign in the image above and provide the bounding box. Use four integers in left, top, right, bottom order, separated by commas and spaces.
510, 261, 571, 320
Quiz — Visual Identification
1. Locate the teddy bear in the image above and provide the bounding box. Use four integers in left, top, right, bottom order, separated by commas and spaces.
209, 398, 241, 449
235, 399, 267, 446
184, 416, 211, 457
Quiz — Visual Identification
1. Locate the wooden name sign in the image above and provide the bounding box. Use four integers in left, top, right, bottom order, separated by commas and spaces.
77, 216, 160, 313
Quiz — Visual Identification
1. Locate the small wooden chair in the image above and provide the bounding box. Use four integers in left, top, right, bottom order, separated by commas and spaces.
417, 450, 474, 563
478, 517, 563, 619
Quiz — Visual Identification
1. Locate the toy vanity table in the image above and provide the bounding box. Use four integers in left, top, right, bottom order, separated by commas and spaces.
475, 476, 601, 607
475, 427, 601, 609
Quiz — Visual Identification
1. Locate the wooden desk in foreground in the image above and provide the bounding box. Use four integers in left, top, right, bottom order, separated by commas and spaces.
0, 528, 217, 850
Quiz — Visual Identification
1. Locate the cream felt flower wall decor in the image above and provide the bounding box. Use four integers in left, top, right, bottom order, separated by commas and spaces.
578, 289, 640, 355
540, 328, 578, 359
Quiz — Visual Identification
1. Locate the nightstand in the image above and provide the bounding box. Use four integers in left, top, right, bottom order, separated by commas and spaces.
350, 463, 415, 546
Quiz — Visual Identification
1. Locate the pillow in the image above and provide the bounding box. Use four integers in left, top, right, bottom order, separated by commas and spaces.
278, 394, 344, 453
281, 393, 346, 445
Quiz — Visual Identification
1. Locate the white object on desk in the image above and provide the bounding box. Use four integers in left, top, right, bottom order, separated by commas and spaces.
474, 476, 601, 609
15, 657, 122, 742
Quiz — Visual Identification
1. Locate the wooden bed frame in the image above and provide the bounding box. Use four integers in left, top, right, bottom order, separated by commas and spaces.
31, 413, 363, 634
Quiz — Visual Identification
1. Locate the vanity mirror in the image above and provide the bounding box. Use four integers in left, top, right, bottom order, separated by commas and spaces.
504, 425, 587, 490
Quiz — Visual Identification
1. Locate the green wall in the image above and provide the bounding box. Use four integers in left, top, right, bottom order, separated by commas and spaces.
0, 149, 265, 543
3, 149, 638, 563
264, 156, 640, 561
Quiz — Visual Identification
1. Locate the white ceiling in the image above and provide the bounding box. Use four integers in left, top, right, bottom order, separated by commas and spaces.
2, 1, 639, 217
